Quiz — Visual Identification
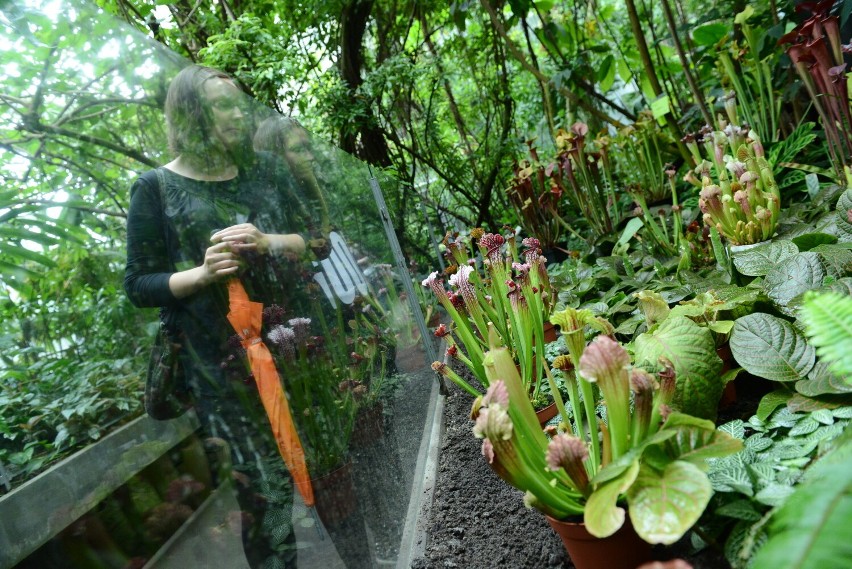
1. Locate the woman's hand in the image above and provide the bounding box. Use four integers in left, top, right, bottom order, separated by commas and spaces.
168, 241, 240, 299
212, 223, 306, 257
211, 223, 270, 254
201, 241, 242, 282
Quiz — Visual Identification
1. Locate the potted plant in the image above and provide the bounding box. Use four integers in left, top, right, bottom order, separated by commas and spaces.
445, 321, 742, 569
685, 99, 782, 249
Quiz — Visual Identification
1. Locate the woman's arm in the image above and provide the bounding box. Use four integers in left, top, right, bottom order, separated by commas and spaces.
125, 175, 246, 305
124, 175, 178, 308
167, 240, 242, 299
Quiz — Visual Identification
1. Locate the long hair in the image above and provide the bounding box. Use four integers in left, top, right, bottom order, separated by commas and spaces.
253, 115, 305, 155
164, 65, 233, 159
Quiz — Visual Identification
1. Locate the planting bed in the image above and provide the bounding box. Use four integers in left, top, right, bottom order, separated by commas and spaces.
410, 369, 769, 569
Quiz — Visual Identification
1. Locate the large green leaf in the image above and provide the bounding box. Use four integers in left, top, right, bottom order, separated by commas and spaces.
692, 22, 729, 46
732, 240, 798, 276
790, 232, 837, 251
730, 313, 816, 381
657, 413, 744, 465
799, 291, 852, 379
751, 436, 852, 569
585, 460, 639, 538
634, 316, 723, 419
627, 460, 712, 545
836, 188, 852, 242
811, 245, 852, 276
795, 362, 852, 396
763, 252, 827, 313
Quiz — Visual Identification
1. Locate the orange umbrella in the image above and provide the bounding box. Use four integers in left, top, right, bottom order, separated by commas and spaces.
226, 279, 315, 507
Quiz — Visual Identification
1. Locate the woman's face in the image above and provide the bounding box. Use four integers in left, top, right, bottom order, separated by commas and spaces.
202, 78, 246, 150
283, 130, 314, 180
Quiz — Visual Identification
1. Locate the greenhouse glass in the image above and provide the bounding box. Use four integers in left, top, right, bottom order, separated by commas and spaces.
0, 1, 439, 568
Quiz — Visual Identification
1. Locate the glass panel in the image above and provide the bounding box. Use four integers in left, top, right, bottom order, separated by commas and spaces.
0, 2, 436, 568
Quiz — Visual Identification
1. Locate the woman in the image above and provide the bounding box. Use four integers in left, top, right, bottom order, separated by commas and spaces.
124, 65, 305, 568
253, 115, 331, 235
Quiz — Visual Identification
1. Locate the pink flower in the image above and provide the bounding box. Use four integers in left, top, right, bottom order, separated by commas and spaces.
449, 265, 478, 309
267, 325, 296, 359
287, 317, 311, 344
481, 379, 510, 408
472, 405, 513, 442
479, 233, 505, 263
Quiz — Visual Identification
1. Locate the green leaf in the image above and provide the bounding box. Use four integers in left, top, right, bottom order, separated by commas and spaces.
734, 5, 755, 24
658, 414, 744, 464
634, 316, 723, 419
718, 419, 746, 440
811, 245, 852, 275
806, 173, 821, 199
617, 217, 644, 246
799, 291, 852, 378
789, 417, 820, 436
585, 460, 640, 538
754, 483, 795, 507
597, 54, 616, 92
710, 464, 753, 494
835, 188, 852, 242
795, 361, 852, 396
716, 499, 762, 521
750, 437, 852, 569
787, 393, 852, 413
745, 434, 773, 452
732, 240, 798, 277
763, 252, 827, 313
790, 233, 838, 251
748, 463, 777, 486
730, 313, 816, 381
692, 22, 729, 46
650, 95, 671, 120
628, 460, 712, 545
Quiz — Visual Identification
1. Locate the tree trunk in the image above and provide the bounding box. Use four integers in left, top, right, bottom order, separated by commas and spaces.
339, 0, 392, 167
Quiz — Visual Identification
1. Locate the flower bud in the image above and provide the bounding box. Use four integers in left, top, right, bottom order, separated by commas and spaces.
546, 434, 591, 496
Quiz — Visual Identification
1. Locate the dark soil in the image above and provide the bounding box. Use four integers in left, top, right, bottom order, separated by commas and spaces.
409, 369, 770, 569
410, 380, 572, 569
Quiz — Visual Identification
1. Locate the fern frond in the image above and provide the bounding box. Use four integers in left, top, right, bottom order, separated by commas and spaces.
800, 291, 852, 380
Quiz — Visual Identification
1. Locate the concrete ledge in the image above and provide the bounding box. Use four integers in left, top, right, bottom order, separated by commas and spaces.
395, 379, 445, 569
0, 411, 199, 568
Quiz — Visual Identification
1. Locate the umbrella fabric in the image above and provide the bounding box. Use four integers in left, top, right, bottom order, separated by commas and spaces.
226, 279, 314, 507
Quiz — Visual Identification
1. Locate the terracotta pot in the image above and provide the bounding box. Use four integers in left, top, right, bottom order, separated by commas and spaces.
312, 461, 358, 527
546, 515, 652, 569
535, 402, 558, 426
350, 402, 384, 447
543, 322, 558, 343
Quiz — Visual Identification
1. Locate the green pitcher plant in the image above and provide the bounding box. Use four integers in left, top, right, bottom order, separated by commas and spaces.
424, 230, 554, 402
687, 102, 781, 246
463, 323, 742, 545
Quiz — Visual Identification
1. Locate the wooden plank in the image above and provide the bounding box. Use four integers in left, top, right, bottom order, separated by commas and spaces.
0, 411, 198, 568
